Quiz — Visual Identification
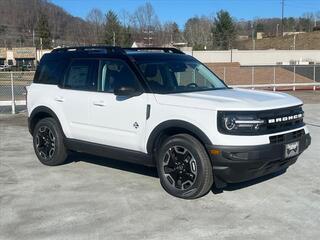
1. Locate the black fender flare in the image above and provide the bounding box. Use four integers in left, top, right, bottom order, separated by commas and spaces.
146, 120, 212, 154
28, 106, 64, 135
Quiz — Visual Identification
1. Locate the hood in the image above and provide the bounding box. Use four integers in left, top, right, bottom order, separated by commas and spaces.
154, 88, 303, 111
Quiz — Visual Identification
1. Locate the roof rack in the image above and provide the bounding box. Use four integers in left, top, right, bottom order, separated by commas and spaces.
51, 46, 185, 55
123, 47, 185, 54
52, 46, 126, 54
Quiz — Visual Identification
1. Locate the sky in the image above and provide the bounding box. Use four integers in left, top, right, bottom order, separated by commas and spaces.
51, 0, 319, 28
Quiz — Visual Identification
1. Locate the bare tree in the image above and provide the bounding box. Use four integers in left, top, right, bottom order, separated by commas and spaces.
131, 2, 161, 45
184, 16, 213, 50
162, 22, 182, 45
119, 9, 131, 27
86, 8, 104, 44
302, 12, 314, 32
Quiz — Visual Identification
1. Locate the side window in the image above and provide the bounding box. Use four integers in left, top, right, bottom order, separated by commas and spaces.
64, 59, 99, 91
139, 63, 164, 85
98, 60, 140, 92
34, 59, 68, 84
139, 63, 170, 92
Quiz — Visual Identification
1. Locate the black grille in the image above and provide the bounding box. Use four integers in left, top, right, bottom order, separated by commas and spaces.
258, 105, 305, 134
269, 129, 305, 144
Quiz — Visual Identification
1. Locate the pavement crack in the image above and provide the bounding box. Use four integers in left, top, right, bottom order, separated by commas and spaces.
306, 122, 320, 128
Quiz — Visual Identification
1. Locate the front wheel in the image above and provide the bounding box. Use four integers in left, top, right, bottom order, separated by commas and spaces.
156, 134, 213, 199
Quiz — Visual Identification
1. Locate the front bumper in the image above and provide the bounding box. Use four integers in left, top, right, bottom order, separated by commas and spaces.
207, 132, 311, 188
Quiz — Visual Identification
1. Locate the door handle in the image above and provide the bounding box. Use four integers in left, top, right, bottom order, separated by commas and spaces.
93, 101, 106, 107
54, 96, 64, 102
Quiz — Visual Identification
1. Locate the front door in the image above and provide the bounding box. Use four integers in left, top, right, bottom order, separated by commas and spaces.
87, 59, 149, 152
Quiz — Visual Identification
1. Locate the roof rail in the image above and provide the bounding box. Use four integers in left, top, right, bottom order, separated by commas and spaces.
123, 47, 185, 54
52, 46, 126, 54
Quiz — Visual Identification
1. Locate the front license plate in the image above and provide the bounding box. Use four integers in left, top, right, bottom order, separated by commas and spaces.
285, 141, 299, 158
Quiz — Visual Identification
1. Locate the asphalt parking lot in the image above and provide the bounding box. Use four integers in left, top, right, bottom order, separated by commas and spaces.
1, 92, 320, 240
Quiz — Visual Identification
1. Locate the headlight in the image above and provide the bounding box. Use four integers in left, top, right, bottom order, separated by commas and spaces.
217, 111, 265, 135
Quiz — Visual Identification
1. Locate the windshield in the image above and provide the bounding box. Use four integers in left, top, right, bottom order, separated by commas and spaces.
137, 60, 228, 93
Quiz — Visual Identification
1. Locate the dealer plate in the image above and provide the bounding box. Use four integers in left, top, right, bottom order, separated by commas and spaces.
285, 141, 299, 158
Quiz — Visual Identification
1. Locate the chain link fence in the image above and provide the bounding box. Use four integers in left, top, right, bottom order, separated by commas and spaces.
0, 65, 319, 114
211, 65, 320, 91
0, 71, 34, 113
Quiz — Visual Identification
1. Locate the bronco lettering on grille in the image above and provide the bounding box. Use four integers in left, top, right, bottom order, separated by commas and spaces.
268, 113, 303, 124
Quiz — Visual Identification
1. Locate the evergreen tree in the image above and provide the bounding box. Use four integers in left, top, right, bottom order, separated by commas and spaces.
0, 25, 7, 35
255, 23, 264, 33
104, 10, 122, 46
171, 22, 181, 42
122, 26, 133, 47
36, 13, 52, 49
213, 10, 236, 50
255, 23, 264, 37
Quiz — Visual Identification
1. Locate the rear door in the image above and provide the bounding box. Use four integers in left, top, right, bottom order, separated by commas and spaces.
59, 59, 99, 141
87, 59, 149, 152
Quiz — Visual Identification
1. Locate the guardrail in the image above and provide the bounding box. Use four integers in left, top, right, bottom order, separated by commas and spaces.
0, 66, 319, 114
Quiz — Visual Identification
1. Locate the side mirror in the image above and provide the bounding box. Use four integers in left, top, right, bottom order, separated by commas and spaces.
114, 85, 141, 97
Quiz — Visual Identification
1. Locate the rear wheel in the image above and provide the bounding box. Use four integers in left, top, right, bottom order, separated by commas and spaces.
33, 118, 68, 166
156, 134, 213, 199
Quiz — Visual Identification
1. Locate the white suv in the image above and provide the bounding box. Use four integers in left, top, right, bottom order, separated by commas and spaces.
27, 47, 311, 199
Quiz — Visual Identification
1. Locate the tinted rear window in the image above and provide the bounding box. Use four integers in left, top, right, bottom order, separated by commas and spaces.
64, 59, 99, 91
34, 59, 68, 85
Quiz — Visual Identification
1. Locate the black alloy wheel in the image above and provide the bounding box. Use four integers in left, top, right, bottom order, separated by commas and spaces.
157, 134, 213, 199
163, 146, 197, 190
35, 126, 56, 160
33, 118, 68, 166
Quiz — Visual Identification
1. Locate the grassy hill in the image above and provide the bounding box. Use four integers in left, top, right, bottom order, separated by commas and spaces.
236, 31, 320, 50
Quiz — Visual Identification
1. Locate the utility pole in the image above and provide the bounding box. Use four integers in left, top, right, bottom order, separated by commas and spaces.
40, 38, 43, 59
251, 22, 255, 50
32, 29, 35, 47
281, 0, 284, 36
143, 27, 153, 46
229, 39, 233, 62
112, 31, 115, 46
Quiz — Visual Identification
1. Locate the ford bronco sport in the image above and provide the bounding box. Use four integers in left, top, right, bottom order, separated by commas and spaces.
27, 47, 311, 199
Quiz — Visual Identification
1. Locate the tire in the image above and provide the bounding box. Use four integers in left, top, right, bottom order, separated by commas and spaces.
156, 134, 213, 199
33, 117, 68, 166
